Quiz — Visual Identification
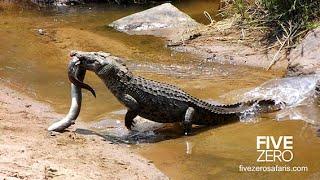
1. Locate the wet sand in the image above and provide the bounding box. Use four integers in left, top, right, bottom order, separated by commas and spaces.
0, 82, 167, 179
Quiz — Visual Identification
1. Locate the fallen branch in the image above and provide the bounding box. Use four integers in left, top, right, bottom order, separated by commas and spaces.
266, 21, 294, 70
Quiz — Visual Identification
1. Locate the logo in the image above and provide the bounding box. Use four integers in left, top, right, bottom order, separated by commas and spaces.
256, 136, 293, 162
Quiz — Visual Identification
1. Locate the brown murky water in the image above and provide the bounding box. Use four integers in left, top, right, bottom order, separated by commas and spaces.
1, 1, 320, 179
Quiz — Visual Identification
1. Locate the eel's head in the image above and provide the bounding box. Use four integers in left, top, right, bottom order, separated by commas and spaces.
68, 51, 103, 98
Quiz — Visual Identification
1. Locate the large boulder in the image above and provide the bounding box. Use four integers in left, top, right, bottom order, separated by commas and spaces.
287, 28, 320, 76
109, 3, 202, 40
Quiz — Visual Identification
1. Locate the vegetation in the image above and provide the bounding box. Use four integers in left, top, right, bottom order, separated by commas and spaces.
221, 0, 320, 41
219, 0, 320, 69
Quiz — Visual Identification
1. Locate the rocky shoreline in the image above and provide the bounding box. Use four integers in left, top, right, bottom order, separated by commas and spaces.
109, 3, 320, 76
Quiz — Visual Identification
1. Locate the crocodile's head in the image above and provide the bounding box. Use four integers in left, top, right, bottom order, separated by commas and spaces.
68, 51, 129, 97
70, 50, 129, 72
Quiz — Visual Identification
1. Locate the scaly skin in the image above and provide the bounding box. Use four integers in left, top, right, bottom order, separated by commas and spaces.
48, 51, 283, 134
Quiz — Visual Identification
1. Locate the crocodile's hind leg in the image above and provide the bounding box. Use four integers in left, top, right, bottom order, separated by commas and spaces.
183, 107, 195, 135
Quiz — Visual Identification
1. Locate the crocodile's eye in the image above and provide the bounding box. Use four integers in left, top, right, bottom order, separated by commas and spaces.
85, 59, 96, 64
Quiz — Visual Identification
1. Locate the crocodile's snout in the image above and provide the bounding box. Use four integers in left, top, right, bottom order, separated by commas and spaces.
70, 50, 79, 57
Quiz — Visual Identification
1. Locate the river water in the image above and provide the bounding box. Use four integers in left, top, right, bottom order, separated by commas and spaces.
1, 1, 320, 179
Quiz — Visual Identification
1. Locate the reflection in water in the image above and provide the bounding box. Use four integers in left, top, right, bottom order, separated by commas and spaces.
185, 141, 193, 155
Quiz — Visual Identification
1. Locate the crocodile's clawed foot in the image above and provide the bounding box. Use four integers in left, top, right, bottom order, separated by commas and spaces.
183, 127, 192, 136
125, 119, 136, 130
182, 122, 192, 136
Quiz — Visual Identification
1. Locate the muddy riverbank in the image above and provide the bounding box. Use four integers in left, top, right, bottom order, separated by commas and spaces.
0, 82, 167, 179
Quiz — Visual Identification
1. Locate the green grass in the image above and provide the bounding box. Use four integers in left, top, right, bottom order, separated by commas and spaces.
220, 0, 320, 44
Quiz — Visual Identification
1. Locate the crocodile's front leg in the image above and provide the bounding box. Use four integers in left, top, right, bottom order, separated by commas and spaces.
119, 94, 140, 130
183, 107, 195, 135
125, 110, 138, 130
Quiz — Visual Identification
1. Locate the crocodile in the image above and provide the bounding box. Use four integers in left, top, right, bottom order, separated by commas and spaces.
48, 51, 284, 134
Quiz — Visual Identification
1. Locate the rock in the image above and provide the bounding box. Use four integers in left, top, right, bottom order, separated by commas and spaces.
109, 4, 289, 69
56, 0, 82, 6
109, 3, 202, 40
37, 29, 45, 35
170, 34, 288, 70
316, 79, 320, 109
31, 0, 82, 6
287, 28, 320, 76
30, 0, 54, 5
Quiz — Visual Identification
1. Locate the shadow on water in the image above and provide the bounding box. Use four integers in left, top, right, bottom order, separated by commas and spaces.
76, 118, 212, 144
76, 123, 232, 144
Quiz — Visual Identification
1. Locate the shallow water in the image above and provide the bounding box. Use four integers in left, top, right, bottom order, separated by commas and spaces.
1, 1, 320, 179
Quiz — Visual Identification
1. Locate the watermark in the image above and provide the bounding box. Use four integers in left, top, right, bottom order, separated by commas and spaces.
256, 136, 293, 162
239, 165, 308, 172
237, 136, 308, 173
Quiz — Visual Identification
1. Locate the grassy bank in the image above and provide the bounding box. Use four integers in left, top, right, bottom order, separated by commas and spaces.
220, 0, 320, 42
218, 0, 320, 69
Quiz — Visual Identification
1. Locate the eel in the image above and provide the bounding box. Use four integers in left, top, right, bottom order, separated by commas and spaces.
47, 57, 88, 132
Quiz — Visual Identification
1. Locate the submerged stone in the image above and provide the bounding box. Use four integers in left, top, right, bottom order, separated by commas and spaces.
109, 3, 201, 39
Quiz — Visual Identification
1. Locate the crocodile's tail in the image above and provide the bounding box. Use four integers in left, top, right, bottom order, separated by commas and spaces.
193, 99, 285, 125
220, 99, 286, 123
253, 99, 285, 113
217, 99, 285, 114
